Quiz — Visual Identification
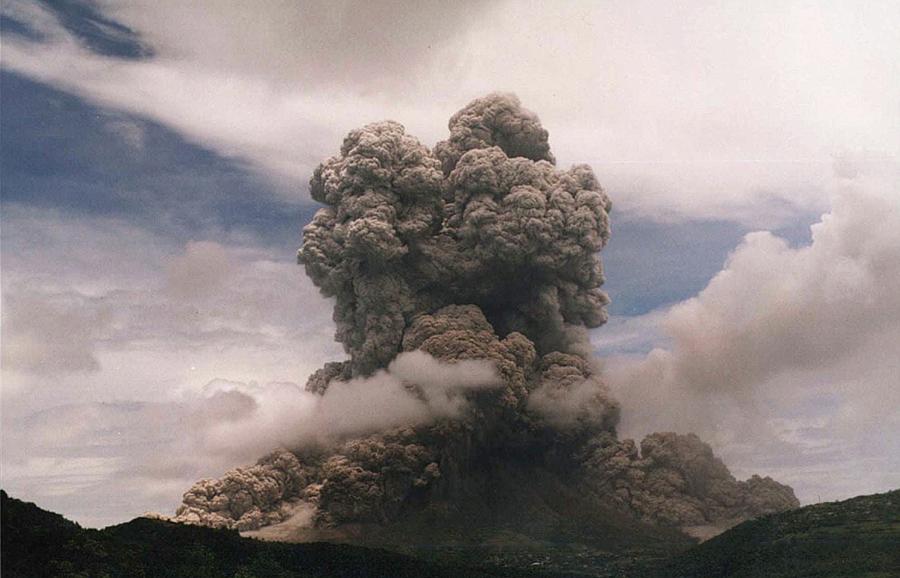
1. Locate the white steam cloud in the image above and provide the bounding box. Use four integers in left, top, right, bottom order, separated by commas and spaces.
604, 165, 900, 501
201, 350, 502, 460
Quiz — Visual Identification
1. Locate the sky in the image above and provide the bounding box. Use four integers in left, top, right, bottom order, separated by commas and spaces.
1, 0, 898, 527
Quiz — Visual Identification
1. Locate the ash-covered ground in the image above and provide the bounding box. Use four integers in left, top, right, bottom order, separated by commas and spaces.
168, 94, 797, 542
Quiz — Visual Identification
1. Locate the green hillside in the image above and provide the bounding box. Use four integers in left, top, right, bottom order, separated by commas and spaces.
3, 489, 899, 577
0, 490, 512, 578
655, 489, 900, 577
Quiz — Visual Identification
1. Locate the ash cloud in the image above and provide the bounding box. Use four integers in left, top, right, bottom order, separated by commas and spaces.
299, 93, 612, 375
171, 94, 796, 534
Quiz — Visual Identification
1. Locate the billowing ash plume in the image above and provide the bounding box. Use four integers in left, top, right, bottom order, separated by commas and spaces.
299, 93, 610, 375
580, 432, 799, 529
171, 94, 796, 535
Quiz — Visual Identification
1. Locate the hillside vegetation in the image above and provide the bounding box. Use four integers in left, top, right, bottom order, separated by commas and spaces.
0, 490, 510, 578
655, 489, 900, 577
3, 488, 898, 577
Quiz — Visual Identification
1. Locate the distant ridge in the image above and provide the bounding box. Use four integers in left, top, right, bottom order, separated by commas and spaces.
654, 489, 900, 577
0, 490, 504, 578
3, 488, 898, 577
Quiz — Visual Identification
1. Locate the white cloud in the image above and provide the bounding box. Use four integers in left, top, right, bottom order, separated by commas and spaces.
0, 351, 500, 527
591, 309, 670, 356
0, 206, 341, 411
3, 0, 897, 222
197, 350, 501, 461
103, 116, 147, 150
600, 166, 900, 502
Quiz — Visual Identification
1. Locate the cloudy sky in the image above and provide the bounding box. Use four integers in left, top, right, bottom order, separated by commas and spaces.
2, 0, 898, 527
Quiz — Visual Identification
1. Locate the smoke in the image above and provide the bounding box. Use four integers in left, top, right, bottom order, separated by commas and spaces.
198, 350, 502, 460
303, 350, 503, 436
603, 163, 900, 500
527, 353, 620, 430
298, 93, 612, 376
171, 94, 797, 533
578, 431, 799, 532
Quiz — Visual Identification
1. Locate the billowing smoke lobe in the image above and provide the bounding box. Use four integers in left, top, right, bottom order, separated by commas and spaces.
172, 94, 797, 537
301, 93, 610, 376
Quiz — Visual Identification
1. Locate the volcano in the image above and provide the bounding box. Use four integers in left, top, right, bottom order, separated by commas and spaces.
168, 94, 798, 552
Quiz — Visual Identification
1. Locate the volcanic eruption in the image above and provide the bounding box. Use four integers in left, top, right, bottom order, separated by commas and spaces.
171, 94, 798, 538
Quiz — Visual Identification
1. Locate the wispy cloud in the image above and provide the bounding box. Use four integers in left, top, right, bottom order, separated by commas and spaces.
4, 0, 897, 222
1, 206, 341, 407
0, 206, 344, 524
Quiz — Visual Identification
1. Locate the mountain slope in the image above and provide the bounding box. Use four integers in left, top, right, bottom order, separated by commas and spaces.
0, 490, 511, 578
654, 489, 900, 577
3, 489, 899, 577
244, 458, 697, 575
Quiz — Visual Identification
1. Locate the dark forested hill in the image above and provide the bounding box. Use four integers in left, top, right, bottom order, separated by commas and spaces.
654, 489, 900, 577
3, 489, 899, 577
0, 490, 510, 578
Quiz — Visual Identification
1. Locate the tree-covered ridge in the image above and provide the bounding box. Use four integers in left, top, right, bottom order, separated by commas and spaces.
655, 489, 900, 577
0, 490, 504, 578
3, 489, 899, 577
